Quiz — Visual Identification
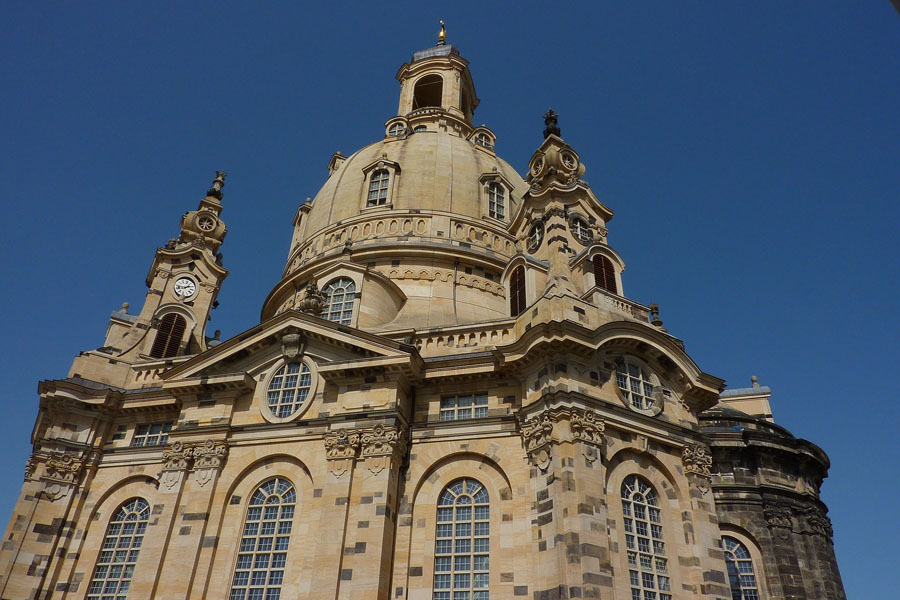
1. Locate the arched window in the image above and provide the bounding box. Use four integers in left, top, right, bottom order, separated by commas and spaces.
621, 475, 671, 600
527, 221, 543, 252
266, 362, 312, 419
86, 498, 150, 600
724, 537, 760, 600
592, 255, 618, 295
433, 478, 490, 600
413, 74, 443, 109
388, 122, 406, 137
150, 313, 186, 358
366, 169, 390, 207
323, 278, 356, 325
474, 133, 492, 149
488, 183, 505, 220
616, 359, 656, 411
230, 478, 296, 600
509, 265, 526, 317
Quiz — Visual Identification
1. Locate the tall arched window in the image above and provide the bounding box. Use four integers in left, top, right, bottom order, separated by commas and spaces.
86, 497, 150, 600
592, 255, 618, 295
230, 478, 296, 600
150, 313, 186, 358
724, 537, 760, 600
509, 265, 526, 317
488, 183, 505, 220
433, 478, 490, 600
621, 475, 671, 600
323, 278, 356, 325
366, 169, 390, 207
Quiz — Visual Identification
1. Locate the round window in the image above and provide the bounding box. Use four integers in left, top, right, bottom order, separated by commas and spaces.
570, 217, 591, 244
527, 222, 544, 252
616, 359, 662, 415
265, 361, 314, 420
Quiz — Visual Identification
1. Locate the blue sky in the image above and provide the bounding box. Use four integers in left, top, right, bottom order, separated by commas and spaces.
1, 2, 897, 595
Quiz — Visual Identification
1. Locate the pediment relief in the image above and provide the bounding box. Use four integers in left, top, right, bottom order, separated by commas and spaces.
161, 312, 420, 384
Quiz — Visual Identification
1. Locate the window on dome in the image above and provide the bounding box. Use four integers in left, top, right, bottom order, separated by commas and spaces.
616, 359, 657, 412
266, 362, 313, 419
433, 478, 490, 600
474, 133, 493, 150
621, 475, 670, 600
86, 497, 150, 600
724, 537, 761, 600
366, 169, 390, 207
413, 74, 443, 109
150, 313, 186, 358
388, 122, 406, 137
414, 125, 427, 133
592, 255, 618, 295
488, 183, 505, 220
509, 265, 526, 317
230, 478, 296, 600
323, 278, 356, 325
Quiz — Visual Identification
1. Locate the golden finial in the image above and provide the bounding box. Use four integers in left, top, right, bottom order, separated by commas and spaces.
437, 20, 446, 45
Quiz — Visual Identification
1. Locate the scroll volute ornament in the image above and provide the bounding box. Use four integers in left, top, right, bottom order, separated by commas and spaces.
520, 412, 554, 471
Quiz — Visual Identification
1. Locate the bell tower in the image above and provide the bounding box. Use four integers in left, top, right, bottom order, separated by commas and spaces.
68, 172, 230, 387
393, 22, 479, 136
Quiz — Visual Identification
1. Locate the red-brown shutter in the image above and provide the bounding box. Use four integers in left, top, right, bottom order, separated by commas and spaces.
509, 265, 526, 316
150, 314, 187, 358
593, 255, 618, 295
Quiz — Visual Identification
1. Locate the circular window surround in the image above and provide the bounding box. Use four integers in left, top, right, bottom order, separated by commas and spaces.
171, 273, 199, 302
527, 221, 544, 252
613, 357, 666, 417
568, 214, 592, 245
195, 210, 218, 232
257, 357, 319, 424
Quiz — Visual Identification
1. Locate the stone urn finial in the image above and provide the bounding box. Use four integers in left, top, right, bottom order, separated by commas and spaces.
297, 281, 328, 316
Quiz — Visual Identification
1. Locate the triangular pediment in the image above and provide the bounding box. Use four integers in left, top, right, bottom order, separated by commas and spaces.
162, 310, 421, 385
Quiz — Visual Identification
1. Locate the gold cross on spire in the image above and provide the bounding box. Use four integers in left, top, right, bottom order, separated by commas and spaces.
438, 20, 446, 45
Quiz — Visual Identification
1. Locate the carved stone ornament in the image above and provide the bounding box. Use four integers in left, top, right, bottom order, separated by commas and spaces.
43, 453, 84, 484
764, 503, 794, 540
24, 455, 37, 481
799, 505, 834, 541
191, 439, 229, 487
360, 425, 407, 475
570, 409, 605, 446
681, 443, 713, 477
520, 412, 554, 470
297, 281, 328, 316
324, 429, 360, 478
280, 331, 306, 361
160, 441, 193, 489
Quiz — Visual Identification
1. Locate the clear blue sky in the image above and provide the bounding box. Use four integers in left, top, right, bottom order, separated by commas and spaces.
1, 2, 897, 595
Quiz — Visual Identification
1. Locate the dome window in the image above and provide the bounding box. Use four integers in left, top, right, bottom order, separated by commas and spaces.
366, 169, 390, 207
361, 158, 401, 210
388, 122, 406, 137
488, 183, 505, 220
592, 255, 618, 295
475, 132, 493, 149
412, 74, 443, 110
323, 277, 356, 325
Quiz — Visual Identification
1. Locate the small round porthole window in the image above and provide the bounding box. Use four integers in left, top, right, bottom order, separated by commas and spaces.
615, 358, 663, 416
262, 360, 316, 422
570, 216, 591, 244
527, 221, 544, 252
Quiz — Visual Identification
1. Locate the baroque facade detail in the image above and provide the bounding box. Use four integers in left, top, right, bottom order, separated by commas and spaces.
681, 443, 713, 477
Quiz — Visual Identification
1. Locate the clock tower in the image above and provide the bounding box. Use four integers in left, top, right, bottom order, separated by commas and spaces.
67, 172, 229, 388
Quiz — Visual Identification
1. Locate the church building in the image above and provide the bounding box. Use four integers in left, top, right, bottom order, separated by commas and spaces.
0, 29, 844, 600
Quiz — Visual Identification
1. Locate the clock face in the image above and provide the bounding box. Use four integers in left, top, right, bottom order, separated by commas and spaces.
173, 277, 196, 299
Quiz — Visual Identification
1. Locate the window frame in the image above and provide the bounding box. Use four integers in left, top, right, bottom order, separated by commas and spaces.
723, 534, 764, 600
228, 478, 297, 600
150, 312, 187, 358
615, 357, 664, 416
439, 393, 489, 421
86, 497, 150, 600
360, 159, 400, 210
258, 357, 318, 424
569, 215, 592, 245
508, 265, 526, 317
131, 422, 174, 447
432, 478, 491, 600
321, 277, 358, 326
592, 254, 619, 295
621, 475, 671, 600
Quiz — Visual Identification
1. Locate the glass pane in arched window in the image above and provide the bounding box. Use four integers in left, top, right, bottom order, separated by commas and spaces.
322, 278, 356, 325
488, 183, 505, 220
616, 360, 656, 411
434, 478, 490, 600
267, 362, 312, 418
367, 169, 390, 206
86, 498, 150, 600
622, 475, 670, 600
230, 478, 296, 600
724, 537, 760, 600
